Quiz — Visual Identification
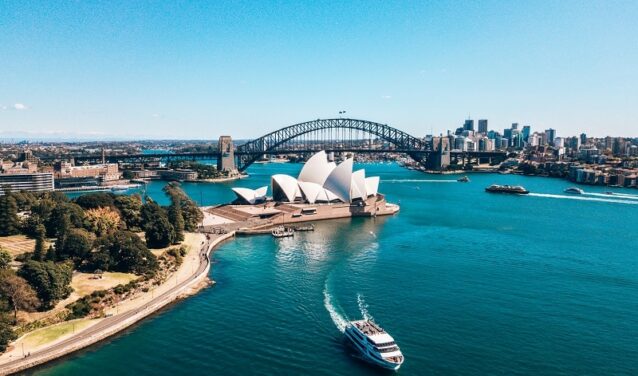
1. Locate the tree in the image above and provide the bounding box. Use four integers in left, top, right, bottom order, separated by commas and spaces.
168, 198, 185, 243
74, 192, 115, 210
33, 223, 47, 261
0, 248, 12, 270
114, 194, 143, 231
18, 260, 73, 309
84, 207, 121, 236
181, 199, 203, 231
0, 317, 16, 353
45, 203, 84, 237
58, 228, 94, 265
0, 271, 40, 319
0, 193, 20, 236
142, 201, 174, 248
95, 231, 158, 274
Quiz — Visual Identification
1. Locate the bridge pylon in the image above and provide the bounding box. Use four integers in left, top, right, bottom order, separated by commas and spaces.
217, 136, 237, 173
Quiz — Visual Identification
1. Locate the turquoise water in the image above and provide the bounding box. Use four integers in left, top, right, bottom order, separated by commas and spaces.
33, 164, 638, 375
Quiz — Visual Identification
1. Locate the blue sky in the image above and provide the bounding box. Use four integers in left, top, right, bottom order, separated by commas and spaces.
1, 1, 637, 140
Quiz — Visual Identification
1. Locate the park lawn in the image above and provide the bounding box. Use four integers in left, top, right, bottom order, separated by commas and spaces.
71, 272, 138, 297
21, 319, 95, 348
0, 235, 51, 257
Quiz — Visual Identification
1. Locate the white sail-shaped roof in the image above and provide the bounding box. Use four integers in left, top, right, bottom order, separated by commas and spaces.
323, 158, 353, 203
232, 186, 268, 204
298, 150, 334, 185
271, 174, 299, 202
352, 169, 367, 200
298, 181, 323, 204
365, 176, 380, 197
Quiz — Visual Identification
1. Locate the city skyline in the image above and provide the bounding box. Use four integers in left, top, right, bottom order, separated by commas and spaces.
1, 1, 637, 139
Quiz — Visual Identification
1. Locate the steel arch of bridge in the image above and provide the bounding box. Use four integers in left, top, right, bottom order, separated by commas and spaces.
235, 118, 430, 171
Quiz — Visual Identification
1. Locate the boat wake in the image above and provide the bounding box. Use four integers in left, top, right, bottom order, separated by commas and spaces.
529, 193, 638, 205
584, 192, 638, 200
357, 293, 373, 321
323, 283, 349, 333
385, 179, 457, 183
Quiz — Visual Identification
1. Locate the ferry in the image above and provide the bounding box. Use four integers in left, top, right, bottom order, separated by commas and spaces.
485, 184, 529, 194
457, 176, 470, 183
344, 319, 404, 371
271, 226, 294, 238
564, 187, 584, 194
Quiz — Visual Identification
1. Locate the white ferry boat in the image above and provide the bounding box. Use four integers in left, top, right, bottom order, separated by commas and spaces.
564, 187, 584, 194
344, 319, 404, 371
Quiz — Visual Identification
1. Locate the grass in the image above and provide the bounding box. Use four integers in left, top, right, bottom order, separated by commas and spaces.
21, 319, 94, 348
71, 272, 138, 297
0, 235, 40, 257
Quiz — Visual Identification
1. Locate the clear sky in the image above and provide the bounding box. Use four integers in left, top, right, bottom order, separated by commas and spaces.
1, 1, 637, 140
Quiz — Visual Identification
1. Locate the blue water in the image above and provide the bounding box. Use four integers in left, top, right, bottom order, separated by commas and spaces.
33, 164, 638, 375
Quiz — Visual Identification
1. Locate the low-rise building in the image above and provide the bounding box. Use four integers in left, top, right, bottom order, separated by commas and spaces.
0, 172, 54, 195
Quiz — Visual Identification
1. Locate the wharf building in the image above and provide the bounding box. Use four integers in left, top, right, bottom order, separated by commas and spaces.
0, 153, 54, 195
54, 161, 122, 189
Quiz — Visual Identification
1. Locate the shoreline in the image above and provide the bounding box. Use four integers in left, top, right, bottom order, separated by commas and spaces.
0, 232, 235, 375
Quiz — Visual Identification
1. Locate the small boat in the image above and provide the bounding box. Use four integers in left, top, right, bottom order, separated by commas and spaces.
485, 184, 529, 194
110, 186, 128, 193
564, 187, 584, 194
271, 226, 294, 238
345, 319, 404, 371
604, 191, 614, 195
457, 176, 470, 183
292, 224, 314, 232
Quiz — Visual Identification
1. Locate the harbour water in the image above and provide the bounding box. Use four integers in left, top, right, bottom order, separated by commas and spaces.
34, 163, 638, 375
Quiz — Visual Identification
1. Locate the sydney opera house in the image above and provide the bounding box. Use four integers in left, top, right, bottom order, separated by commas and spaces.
231, 151, 380, 205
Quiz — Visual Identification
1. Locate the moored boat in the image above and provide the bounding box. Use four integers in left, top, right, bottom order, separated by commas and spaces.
344, 319, 404, 371
271, 226, 294, 238
485, 184, 529, 194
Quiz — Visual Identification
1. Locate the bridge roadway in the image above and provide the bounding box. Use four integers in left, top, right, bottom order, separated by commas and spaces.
60, 149, 505, 164
0, 232, 235, 375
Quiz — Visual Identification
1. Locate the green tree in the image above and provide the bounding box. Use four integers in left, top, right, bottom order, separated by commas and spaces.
142, 201, 174, 248
0, 271, 40, 319
168, 198, 185, 243
0, 317, 17, 352
114, 194, 143, 231
0, 193, 20, 236
0, 248, 12, 270
33, 224, 47, 261
58, 228, 94, 265
181, 199, 203, 231
18, 260, 73, 309
95, 231, 158, 274
74, 192, 115, 210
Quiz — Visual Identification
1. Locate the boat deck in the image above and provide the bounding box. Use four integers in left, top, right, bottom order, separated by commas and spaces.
352, 320, 385, 336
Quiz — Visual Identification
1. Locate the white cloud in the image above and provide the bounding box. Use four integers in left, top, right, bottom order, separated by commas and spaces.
381, 95, 392, 99
13, 103, 28, 110
0, 105, 7, 111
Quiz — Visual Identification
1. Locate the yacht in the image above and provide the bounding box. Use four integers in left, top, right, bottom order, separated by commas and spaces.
344, 319, 404, 371
564, 187, 584, 194
485, 184, 529, 194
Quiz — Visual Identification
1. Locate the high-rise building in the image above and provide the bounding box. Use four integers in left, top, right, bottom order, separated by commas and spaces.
580, 133, 587, 145
522, 125, 531, 142
463, 119, 474, 131
511, 123, 519, 130
546, 128, 556, 144
478, 119, 488, 134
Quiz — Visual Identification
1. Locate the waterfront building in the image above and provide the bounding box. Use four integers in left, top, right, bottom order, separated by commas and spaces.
0, 172, 54, 195
478, 119, 488, 134
233, 151, 380, 204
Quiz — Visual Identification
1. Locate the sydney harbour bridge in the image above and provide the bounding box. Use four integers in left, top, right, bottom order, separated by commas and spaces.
69, 118, 506, 171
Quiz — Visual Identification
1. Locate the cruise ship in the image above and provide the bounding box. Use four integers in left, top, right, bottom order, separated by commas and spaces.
344, 320, 404, 371
485, 184, 529, 194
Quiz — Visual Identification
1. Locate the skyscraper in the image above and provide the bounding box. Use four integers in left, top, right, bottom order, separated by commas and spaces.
522, 125, 531, 142
478, 119, 488, 134
580, 133, 587, 145
546, 128, 556, 144
463, 119, 474, 131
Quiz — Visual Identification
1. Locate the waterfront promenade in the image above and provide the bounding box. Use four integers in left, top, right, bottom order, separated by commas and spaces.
0, 231, 235, 375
